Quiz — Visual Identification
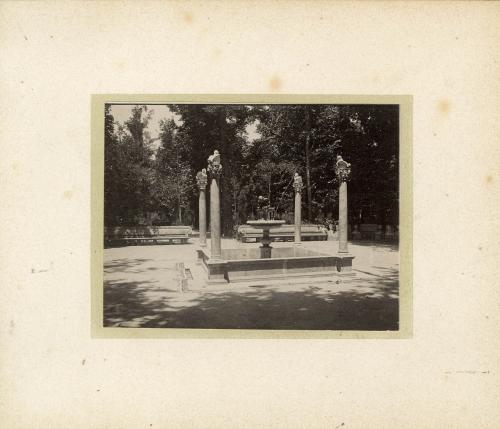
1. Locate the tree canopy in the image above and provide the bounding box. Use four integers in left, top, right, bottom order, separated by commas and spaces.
104, 103, 399, 234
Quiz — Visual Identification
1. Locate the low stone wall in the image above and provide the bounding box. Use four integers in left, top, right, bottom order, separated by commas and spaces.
197, 247, 354, 284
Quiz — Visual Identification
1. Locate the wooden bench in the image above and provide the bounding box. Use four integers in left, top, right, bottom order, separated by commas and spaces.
104, 226, 193, 246
236, 224, 328, 243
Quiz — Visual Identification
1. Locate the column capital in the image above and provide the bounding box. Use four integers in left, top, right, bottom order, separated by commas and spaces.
293, 173, 304, 193
208, 164, 222, 179
335, 155, 351, 182
196, 169, 208, 190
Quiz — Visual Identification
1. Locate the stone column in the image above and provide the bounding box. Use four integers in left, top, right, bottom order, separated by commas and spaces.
207, 150, 223, 260
196, 169, 208, 247
336, 156, 351, 254
293, 173, 303, 244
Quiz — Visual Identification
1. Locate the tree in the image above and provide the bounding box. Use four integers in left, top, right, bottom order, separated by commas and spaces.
253, 104, 399, 225
342, 104, 399, 226
252, 105, 324, 222
104, 103, 400, 230
154, 119, 193, 224
104, 105, 155, 225
169, 104, 252, 235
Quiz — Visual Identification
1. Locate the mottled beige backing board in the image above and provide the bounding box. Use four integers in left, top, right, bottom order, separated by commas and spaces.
1, 1, 499, 428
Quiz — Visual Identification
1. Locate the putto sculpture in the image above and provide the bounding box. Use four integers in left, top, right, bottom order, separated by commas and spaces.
256, 195, 275, 221
208, 149, 220, 165
293, 172, 303, 193
207, 149, 222, 178
335, 155, 351, 182
196, 168, 208, 189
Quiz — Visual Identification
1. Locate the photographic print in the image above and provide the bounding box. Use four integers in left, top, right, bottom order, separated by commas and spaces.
93, 95, 411, 335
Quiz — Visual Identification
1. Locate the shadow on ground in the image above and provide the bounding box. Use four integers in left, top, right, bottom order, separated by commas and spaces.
104, 258, 153, 273
104, 267, 399, 330
350, 241, 399, 252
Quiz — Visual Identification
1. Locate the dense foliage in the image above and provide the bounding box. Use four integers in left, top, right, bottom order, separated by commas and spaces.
104, 104, 399, 235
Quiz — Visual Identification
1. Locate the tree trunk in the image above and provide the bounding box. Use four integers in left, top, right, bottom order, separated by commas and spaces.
178, 195, 182, 224
233, 188, 238, 228
268, 177, 271, 205
305, 109, 312, 222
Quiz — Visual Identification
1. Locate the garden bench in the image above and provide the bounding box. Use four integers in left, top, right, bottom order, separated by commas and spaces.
358, 224, 383, 240
104, 226, 192, 246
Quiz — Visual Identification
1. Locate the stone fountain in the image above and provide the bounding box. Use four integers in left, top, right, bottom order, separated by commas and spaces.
196, 151, 355, 285
246, 196, 285, 258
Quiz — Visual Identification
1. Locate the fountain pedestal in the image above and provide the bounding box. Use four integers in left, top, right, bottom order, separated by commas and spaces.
247, 219, 286, 259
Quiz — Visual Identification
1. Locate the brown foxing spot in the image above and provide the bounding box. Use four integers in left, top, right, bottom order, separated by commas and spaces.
485, 175, 493, 184
438, 99, 450, 114
183, 12, 193, 24
63, 190, 73, 200
269, 76, 282, 91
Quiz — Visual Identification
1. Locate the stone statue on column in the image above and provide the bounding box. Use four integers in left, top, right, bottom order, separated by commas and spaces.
207, 150, 222, 259
334, 155, 355, 273
293, 173, 303, 244
335, 155, 351, 254
196, 168, 208, 247
293, 172, 303, 190
208, 150, 222, 174
196, 168, 208, 185
335, 155, 351, 182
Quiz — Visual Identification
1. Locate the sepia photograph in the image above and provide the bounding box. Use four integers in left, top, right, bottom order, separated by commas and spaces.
98, 97, 410, 332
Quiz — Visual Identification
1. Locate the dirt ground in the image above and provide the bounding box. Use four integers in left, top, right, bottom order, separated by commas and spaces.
103, 239, 399, 330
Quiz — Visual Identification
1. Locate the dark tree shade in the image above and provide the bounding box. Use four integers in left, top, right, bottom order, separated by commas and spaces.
104, 103, 399, 232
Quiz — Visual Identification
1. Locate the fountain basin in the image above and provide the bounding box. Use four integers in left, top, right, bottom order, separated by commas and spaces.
197, 247, 354, 284
246, 219, 286, 258
246, 220, 286, 228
